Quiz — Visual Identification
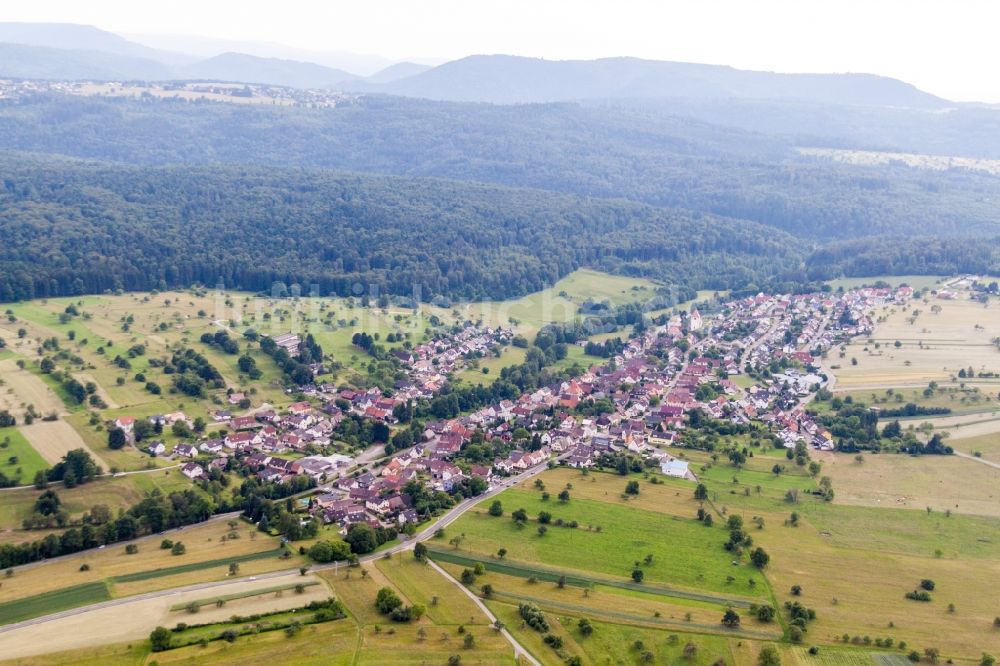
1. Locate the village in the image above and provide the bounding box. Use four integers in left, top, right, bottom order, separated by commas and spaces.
107, 285, 908, 541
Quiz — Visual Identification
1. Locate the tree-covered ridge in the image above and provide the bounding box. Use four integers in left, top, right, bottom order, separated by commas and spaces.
3, 93, 1000, 241
0, 153, 801, 303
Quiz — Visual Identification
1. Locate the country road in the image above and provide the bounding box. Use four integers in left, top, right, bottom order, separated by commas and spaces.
428, 559, 540, 666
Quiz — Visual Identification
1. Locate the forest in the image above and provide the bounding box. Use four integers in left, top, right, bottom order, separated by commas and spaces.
2, 93, 1000, 242
0, 153, 803, 302
0, 92, 997, 303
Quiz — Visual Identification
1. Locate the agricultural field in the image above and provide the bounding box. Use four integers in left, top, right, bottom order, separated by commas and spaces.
0, 520, 296, 612
833, 292, 1000, 390
0, 571, 330, 662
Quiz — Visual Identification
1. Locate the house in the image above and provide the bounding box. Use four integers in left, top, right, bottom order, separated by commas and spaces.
148, 441, 166, 456
114, 416, 135, 433
288, 401, 312, 416
660, 459, 690, 479
227, 393, 245, 405
271, 332, 301, 355
173, 443, 198, 458
181, 463, 204, 480
213, 410, 232, 422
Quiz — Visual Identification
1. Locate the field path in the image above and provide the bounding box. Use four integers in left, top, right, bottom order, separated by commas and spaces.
428, 559, 541, 666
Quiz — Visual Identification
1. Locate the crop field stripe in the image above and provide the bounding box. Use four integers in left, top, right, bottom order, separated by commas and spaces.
168, 580, 319, 610
427, 547, 754, 608
488, 590, 777, 639
0, 581, 111, 625
111, 546, 285, 583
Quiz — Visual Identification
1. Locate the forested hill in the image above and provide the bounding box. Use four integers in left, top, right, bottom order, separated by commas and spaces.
3, 93, 1000, 241
0, 153, 803, 303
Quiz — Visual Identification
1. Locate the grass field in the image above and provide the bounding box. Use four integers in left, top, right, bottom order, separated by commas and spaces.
950, 432, 1000, 464
0, 468, 194, 536
475, 464, 1000, 660
445, 484, 769, 599
834, 292, 1000, 389
0, 358, 66, 418
0, 426, 49, 483
0, 581, 110, 625
825, 275, 947, 291
822, 451, 1000, 517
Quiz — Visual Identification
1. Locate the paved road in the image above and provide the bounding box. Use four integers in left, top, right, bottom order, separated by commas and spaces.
428, 559, 540, 666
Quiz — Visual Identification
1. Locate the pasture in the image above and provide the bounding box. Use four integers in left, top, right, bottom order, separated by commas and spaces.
0, 358, 66, 418
0, 426, 49, 483
446, 485, 769, 598
484, 464, 1000, 660
822, 451, 1000, 517
833, 293, 1000, 389
0, 467, 192, 536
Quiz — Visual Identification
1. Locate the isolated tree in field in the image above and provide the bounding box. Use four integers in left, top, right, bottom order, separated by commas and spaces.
511, 508, 528, 525
228, 562, 239, 576
694, 483, 708, 500
149, 626, 172, 652
537, 525, 547, 536
578, 618, 593, 636
721, 608, 741, 627
558, 490, 570, 502
750, 547, 770, 569
683, 641, 697, 660
631, 568, 644, 583
625, 480, 640, 495
497, 548, 507, 559
488, 500, 503, 516
413, 542, 428, 561
758, 645, 781, 666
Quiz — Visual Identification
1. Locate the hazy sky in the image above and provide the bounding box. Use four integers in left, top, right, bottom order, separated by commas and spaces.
3, 0, 999, 102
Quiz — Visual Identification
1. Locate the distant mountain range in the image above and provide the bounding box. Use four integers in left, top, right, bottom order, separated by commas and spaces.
346, 54, 949, 108
0, 22, 952, 109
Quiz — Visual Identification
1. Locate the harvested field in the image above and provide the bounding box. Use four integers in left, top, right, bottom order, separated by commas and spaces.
19, 418, 106, 468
